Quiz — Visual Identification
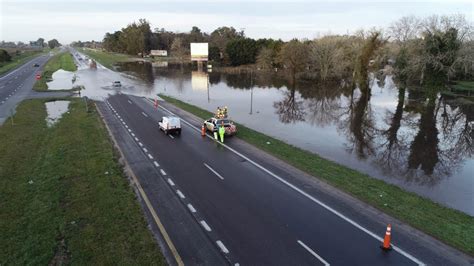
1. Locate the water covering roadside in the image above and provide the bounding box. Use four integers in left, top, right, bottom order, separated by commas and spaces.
46, 69, 76, 90
45, 100, 70, 127
61, 50, 473, 215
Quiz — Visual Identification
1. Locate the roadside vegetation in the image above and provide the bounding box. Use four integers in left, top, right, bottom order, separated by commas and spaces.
78, 48, 132, 69
159, 94, 474, 256
0, 49, 43, 75
0, 98, 165, 264
33, 52, 77, 91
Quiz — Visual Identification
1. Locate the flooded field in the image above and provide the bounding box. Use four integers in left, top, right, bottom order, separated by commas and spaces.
65, 52, 474, 215
45, 100, 70, 127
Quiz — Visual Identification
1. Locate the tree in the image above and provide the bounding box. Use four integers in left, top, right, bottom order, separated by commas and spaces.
310, 36, 340, 80
36, 38, 45, 47
226, 38, 258, 66
278, 39, 309, 83
0, 49, 11, 63
256, 47, 273, 70
209, 46, 221, 62
170, 37, 188, 62
47, 39, 60, 49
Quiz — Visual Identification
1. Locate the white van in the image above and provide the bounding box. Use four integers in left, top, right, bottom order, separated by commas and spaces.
158, 116, 181, 135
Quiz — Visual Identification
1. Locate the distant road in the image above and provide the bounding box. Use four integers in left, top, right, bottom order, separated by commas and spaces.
0, 54, 71, 125
98, 93, 470, 265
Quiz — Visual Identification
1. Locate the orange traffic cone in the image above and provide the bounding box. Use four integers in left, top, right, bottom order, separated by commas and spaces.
380, 224, 392, 251
201, 125, 206, 136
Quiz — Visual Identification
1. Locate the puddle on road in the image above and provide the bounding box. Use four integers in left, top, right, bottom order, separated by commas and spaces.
45, 100, 70, 127
47, 69, 77, 90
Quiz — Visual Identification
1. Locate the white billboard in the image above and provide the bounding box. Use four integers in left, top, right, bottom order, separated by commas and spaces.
150, 50, 167, 57
190, 43, 208, 61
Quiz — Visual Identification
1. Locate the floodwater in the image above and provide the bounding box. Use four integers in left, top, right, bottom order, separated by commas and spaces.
47, 69, 76, 90
45, 100, 70, 127
66, 51, 474, 215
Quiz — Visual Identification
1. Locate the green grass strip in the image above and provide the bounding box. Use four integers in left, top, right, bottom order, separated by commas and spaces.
159, 93, 474, 256
78, 48, 132, 69
0, 99, 165, 264
34, 52, 78, 91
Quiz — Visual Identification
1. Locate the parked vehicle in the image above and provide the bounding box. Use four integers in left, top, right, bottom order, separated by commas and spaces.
159, 116, 181, 135
203, 117, 237, 136
33, 63, 39, 67
112, 81, 121, 87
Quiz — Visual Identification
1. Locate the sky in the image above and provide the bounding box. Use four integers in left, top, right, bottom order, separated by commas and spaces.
0, 0, 472, 44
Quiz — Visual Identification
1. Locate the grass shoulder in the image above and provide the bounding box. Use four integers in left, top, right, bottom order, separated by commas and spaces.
0, 98, 165, 264
0, 50, 43, 76
34, 52, 77, 92
78, 48, 134, 69
159, 93, 474, 256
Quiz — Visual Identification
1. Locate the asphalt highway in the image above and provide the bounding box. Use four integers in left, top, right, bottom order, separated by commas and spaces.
103, 93, 427, 265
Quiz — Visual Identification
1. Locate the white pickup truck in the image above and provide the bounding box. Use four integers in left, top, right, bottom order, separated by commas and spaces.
158, 116, 181, 135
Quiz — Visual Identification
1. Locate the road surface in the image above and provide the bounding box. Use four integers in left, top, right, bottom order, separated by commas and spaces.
98, 93, 471, 265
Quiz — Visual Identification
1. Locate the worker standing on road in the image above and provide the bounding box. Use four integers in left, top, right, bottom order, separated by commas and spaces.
218, 122, 225, 143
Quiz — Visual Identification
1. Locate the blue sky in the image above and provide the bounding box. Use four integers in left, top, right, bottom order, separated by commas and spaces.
0, 0, 472, 43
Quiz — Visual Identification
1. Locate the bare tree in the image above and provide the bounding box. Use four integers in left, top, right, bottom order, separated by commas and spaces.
256, 47, 273, 70
170, 37, 188, 63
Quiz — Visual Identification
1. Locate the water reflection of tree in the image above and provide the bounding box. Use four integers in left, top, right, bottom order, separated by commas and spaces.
117, 62, 155, 85
273, 83, 306, 124
304, 80, 344, 127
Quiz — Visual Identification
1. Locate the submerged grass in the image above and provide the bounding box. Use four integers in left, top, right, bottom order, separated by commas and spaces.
78, 48, 132, 69
0, 99, 165, 264
159, 94, 474, 256
34, 52, 77, 91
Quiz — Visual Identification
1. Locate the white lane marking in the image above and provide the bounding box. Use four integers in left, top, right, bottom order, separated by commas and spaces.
168, 134, 174, 139
138, 142, 143, 147
160, 169, 167, 176
147, 153, 154, 159
167, 178, 175, 186
297, 240, 330, 266
128, 100, 132, 104
125, 124, 128, 128
153, 161, 160, 167
143, 148, 148, 153
187, 204, 196, 213
216, 240, 229, 254
176, 190, 185, 199
152, 99, 424, 265
204, 163, 224, 180
141, 112, 148, 117
200, 220, 212, 232
134, 137, 139, 142
128, 129, 132, 133
131, 133, 135, 137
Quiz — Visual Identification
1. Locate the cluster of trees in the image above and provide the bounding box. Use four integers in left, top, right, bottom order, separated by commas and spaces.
94, 15, 471, 86
0, 49, 12, 63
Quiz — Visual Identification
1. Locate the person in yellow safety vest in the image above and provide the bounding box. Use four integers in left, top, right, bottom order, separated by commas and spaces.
218, 123, 225, 143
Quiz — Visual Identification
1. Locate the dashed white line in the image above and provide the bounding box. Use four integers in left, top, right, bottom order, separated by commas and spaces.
297, 240, 330, 266
138, 142, 143, 147
160, 169, 167, 176
147, 153, 154, 159
153, 161, 160, 167
167, 178, 175, 186
216, 240, 229, 254
134, 137, 139, 142
131, 133, 135, 137
143, 147, 148, 153
200, 220, 212, 232
176, 190, 185, 199
128, 100, 132, 104
204, 163, 224, 180
168, 134, 174, 139
128, 129, 132, 132
187, 204, 196, 213
141, 112, 148, 117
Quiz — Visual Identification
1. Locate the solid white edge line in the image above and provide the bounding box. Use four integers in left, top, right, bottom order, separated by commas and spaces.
216, 240, 229, 254
187, 204, 196, 213
167, 178, 175, 186
153, 161, 160, 167
200, 220, 212, 232
203, 163, 224, 180
151, 99, 425, 265
297, 240, 330, 266
176, 190, 185, 199
160, 169, 167, 176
